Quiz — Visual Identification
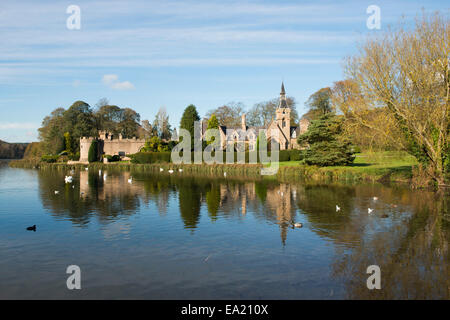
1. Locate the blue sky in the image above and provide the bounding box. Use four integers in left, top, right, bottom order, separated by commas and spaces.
0, 0, 447, 142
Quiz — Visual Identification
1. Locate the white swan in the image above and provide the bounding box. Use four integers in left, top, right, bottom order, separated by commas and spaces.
168, 169, 174, 174
179, 168, 183, 172
373, 197, 378, 201
64, 176, 73, 183
160, 168, 164, 172
294, 223, 303, 228
54, 191, 59, 194
336, 205, 341, 212
128, 177, 132, 184
368, 208, 374, 214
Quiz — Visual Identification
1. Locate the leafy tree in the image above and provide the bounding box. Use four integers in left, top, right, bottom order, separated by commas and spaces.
180, 104, 200, 150
304, 87, 332, 121
206, 114, 220, 145
95, 104, 122, 134
64, 132, 73, 155
118, 108, 141, 138
63, 101, 96, 151
298, 113, 355, 166
38, 108, 66, 155
88, 140, 98, 163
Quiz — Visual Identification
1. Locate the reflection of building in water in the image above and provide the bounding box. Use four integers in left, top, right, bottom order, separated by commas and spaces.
219, 183, 256, 215
79, 171, 144, 200
266, 183, 297, 244
217, 181, 298, 244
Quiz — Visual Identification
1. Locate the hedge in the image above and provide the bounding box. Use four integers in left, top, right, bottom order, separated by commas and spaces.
130, 150, 304, 164
41, 155, 59, 163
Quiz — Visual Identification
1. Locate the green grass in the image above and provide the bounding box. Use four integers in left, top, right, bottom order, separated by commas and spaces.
276, 151, 418, 183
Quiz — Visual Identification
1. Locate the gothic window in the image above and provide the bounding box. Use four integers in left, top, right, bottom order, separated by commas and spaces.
282, 120, 286, 128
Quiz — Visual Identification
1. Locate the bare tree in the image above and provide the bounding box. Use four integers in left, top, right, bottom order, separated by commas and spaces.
345, 12, 449, 185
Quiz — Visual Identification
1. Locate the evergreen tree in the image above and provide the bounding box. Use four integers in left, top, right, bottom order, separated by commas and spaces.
88, 140, 98, 163
206, 114, 220, 145
179, 104, 200, 150
298, 113, 355, 166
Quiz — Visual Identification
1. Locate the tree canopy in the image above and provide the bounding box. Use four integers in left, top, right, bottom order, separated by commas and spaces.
298, 113, 355, 166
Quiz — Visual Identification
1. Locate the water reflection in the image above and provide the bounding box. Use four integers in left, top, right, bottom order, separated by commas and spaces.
35, 169, 449, 299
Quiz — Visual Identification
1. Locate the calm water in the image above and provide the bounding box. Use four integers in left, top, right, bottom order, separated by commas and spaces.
0, 161, 449, 299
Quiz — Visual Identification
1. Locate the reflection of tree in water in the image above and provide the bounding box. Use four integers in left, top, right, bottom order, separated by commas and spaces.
177, 178, 202, 230
331, 189, 450, 299
38, 170, 140, 226
206, 182, 221, 221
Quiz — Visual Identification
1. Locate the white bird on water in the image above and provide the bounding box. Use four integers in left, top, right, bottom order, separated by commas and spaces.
54, 191, 59, 194
336, 205, 341, 212
128, 177, 132, 184
85, 167, 88, 171
294, 223, 303, 228
64, 176, 73, 183
373, 197, 378, 201
368, 208, 374, 214
160, 168, 164, 172
179, 168, 183, 172
168, 169, 174, 174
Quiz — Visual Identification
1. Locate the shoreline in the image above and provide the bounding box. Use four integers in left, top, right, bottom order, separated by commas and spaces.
8, 158, 415, 185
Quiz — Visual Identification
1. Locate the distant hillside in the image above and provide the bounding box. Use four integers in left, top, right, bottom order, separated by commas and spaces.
0, 140, 29, 159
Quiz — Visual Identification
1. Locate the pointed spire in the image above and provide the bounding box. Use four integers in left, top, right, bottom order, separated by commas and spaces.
281, 82, 285, 95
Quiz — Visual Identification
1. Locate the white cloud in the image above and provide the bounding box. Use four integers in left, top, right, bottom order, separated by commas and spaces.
102, 74, 134, 90
0, 122, 39, 130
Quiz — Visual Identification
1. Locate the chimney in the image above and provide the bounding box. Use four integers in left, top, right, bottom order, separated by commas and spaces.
241, 113, 246, 131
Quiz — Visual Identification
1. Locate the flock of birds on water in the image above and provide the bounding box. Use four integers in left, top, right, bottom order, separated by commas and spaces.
27, 168, 395, 232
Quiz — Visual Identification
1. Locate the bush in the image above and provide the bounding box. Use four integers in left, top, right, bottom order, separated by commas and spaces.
41, 155, 59, 163
105, 154, 121, 162
130, 152, 172, 164
288, 149, 304, 161
88, 140, 98, 163
279, 150, 290, 162
69, 152, 80, 161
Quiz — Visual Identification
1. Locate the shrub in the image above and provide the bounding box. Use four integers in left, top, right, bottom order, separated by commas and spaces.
88, 140, 98, 163
41, 155, 59, 163
279, 150, 290, 162
105, 154, 121, 162
130, 152, 172, 164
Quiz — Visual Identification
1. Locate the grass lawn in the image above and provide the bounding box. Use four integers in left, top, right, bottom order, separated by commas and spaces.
277, 151, 418, 182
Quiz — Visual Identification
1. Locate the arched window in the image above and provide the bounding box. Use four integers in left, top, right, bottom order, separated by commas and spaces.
282, 120, 286, 128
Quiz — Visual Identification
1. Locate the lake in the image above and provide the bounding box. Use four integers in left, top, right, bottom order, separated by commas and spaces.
0, 162, 449, 299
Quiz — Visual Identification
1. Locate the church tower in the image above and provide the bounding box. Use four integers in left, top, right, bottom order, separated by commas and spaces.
275, 82, 291, 149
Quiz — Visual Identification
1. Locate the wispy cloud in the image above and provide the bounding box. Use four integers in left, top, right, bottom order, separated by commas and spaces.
0, 122, 39, 130
102, 74, 135, 90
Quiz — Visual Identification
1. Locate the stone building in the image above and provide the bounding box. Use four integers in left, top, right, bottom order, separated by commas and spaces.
201, 82, 309, 151
79, 131, 146, 162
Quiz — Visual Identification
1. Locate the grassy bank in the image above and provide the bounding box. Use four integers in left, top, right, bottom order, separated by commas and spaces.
276, 151, 418, 183
9, 151, 418, 184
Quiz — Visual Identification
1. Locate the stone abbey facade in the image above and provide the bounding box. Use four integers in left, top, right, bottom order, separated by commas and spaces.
201, 82, 309, 151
